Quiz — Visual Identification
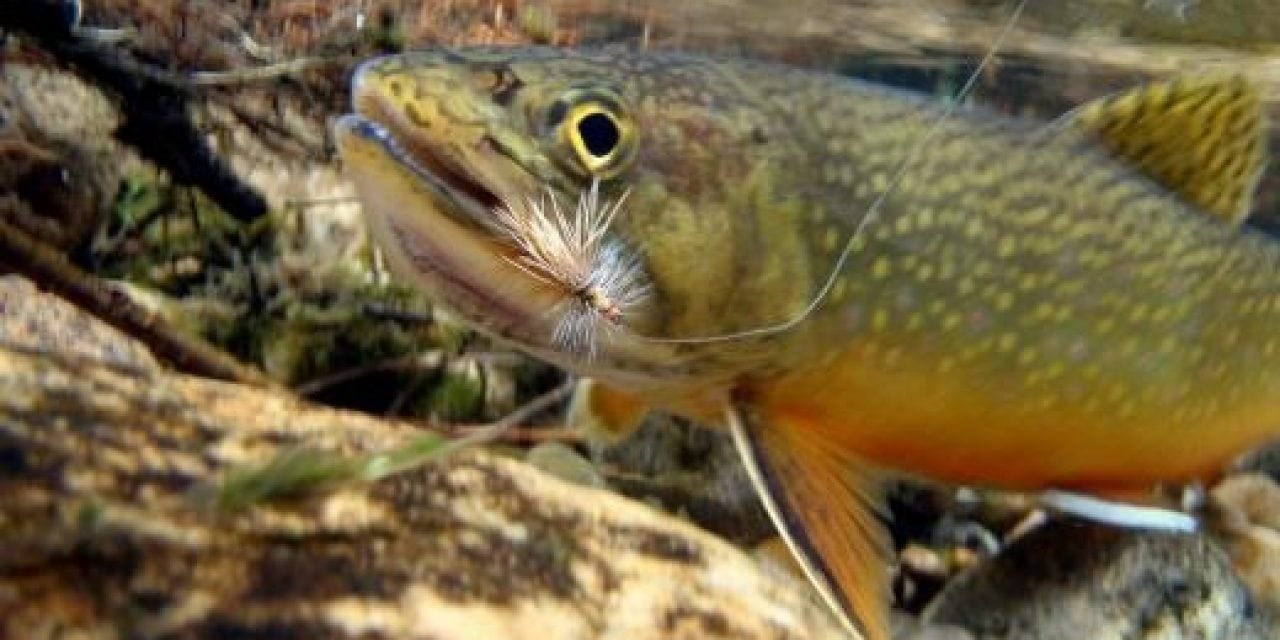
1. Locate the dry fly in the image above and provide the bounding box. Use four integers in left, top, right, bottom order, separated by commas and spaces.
490, 180, 650, 357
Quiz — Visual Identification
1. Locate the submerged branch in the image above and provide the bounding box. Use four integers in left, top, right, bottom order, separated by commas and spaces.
0, 216, 273, 386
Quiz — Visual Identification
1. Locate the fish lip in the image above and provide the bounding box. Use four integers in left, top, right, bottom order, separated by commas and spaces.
337, 111, 502, 233
334, 112, 553, 345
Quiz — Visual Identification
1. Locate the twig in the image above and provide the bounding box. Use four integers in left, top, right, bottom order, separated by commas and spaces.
189, 56, 349, 86
444, 378, 576, 452
447, 424, 584, 445
293, 351, 446, 397
0, 216, 274, 387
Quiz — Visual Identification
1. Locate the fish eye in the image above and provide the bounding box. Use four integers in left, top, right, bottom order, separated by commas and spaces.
576, 111, 620, 159
555, 93, 636, 178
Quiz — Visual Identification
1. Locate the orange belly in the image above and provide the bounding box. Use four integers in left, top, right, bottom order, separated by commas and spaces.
756, 345, 1280, 491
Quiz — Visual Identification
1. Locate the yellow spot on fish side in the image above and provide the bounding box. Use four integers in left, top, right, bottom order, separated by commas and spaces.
872, 257, 891, 279
1017, 348, 1036, 366
832, 279, 849, 302
996, 237, 1017, 258
823, 228, 840, 252
872, 309, 889, 331
917, 209, 934, 229
997, 333, 1017, 352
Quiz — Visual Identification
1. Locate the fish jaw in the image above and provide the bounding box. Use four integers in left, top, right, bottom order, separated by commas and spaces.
334, 113, 565, 348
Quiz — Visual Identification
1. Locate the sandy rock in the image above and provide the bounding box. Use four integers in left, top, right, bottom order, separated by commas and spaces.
0, 281, 848, 640
0, 274, 158, 369
923, 520, 1275, 640
1210, 473, 1280, 617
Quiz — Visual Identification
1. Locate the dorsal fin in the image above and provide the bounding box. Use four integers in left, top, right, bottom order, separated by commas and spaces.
1062, 75, 1267, 226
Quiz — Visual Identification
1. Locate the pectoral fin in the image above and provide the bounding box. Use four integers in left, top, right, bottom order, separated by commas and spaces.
1039, 489, 1197, 532
566, 378, 649, 444
725, 402, 891, 640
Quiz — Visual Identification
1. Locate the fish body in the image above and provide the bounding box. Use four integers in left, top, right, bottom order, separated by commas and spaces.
335, 48, 1275, 639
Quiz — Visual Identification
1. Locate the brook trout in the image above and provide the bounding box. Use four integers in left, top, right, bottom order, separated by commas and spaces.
334, 47, 1274, 639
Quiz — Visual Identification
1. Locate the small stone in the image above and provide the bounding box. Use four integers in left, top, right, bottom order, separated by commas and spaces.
901, 543, 948, 581
1209, 473, 1280, 617
525, 441, 605, 489
923, 520, 1274, 640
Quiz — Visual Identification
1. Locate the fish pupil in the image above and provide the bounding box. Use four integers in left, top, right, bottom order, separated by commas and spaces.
577, 112, 620, 158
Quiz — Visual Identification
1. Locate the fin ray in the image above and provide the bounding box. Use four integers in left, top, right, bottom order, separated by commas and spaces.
1056, 74, 1266, 225
566, 378, 649, 443
726, 402, 890, 640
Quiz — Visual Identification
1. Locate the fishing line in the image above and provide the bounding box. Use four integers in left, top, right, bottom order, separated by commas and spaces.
629, 0, 1032, 347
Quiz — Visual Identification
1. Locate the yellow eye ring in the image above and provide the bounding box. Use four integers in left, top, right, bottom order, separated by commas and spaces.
561, 99, 636, 178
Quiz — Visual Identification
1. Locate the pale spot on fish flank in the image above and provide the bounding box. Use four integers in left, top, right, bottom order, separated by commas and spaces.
872, 308, 890, 332
936, 258, 958, 282
1127, 304, 1150, 324
916, 207, 936, 230
915, 264, 935, 283
995, 236, 1017, 258
993, 291, 1015, 312
964, 218, 985, 239
997, 333, 1017, 353
1065, 337, 1091, 362
832, 278, 849, 303
1017, 347, 1037, 367
822, 227, 840, 253
872, 257, 892, 280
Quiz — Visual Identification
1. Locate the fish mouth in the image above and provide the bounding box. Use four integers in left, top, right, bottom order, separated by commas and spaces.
334, 109, 562, 347
342, 105, 504, 230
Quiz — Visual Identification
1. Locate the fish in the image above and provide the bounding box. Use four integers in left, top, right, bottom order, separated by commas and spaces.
333, 47, 1274, 640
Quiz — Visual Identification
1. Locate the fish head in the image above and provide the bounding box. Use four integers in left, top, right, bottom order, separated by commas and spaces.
336, 48, 818, 387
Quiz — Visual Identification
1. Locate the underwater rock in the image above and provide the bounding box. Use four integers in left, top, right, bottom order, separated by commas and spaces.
922, 519, 1275, 640
1210, 473, 1280, 617
0, 65, 122, 252
0, 275, 157, 368
0, 283, 850, 640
